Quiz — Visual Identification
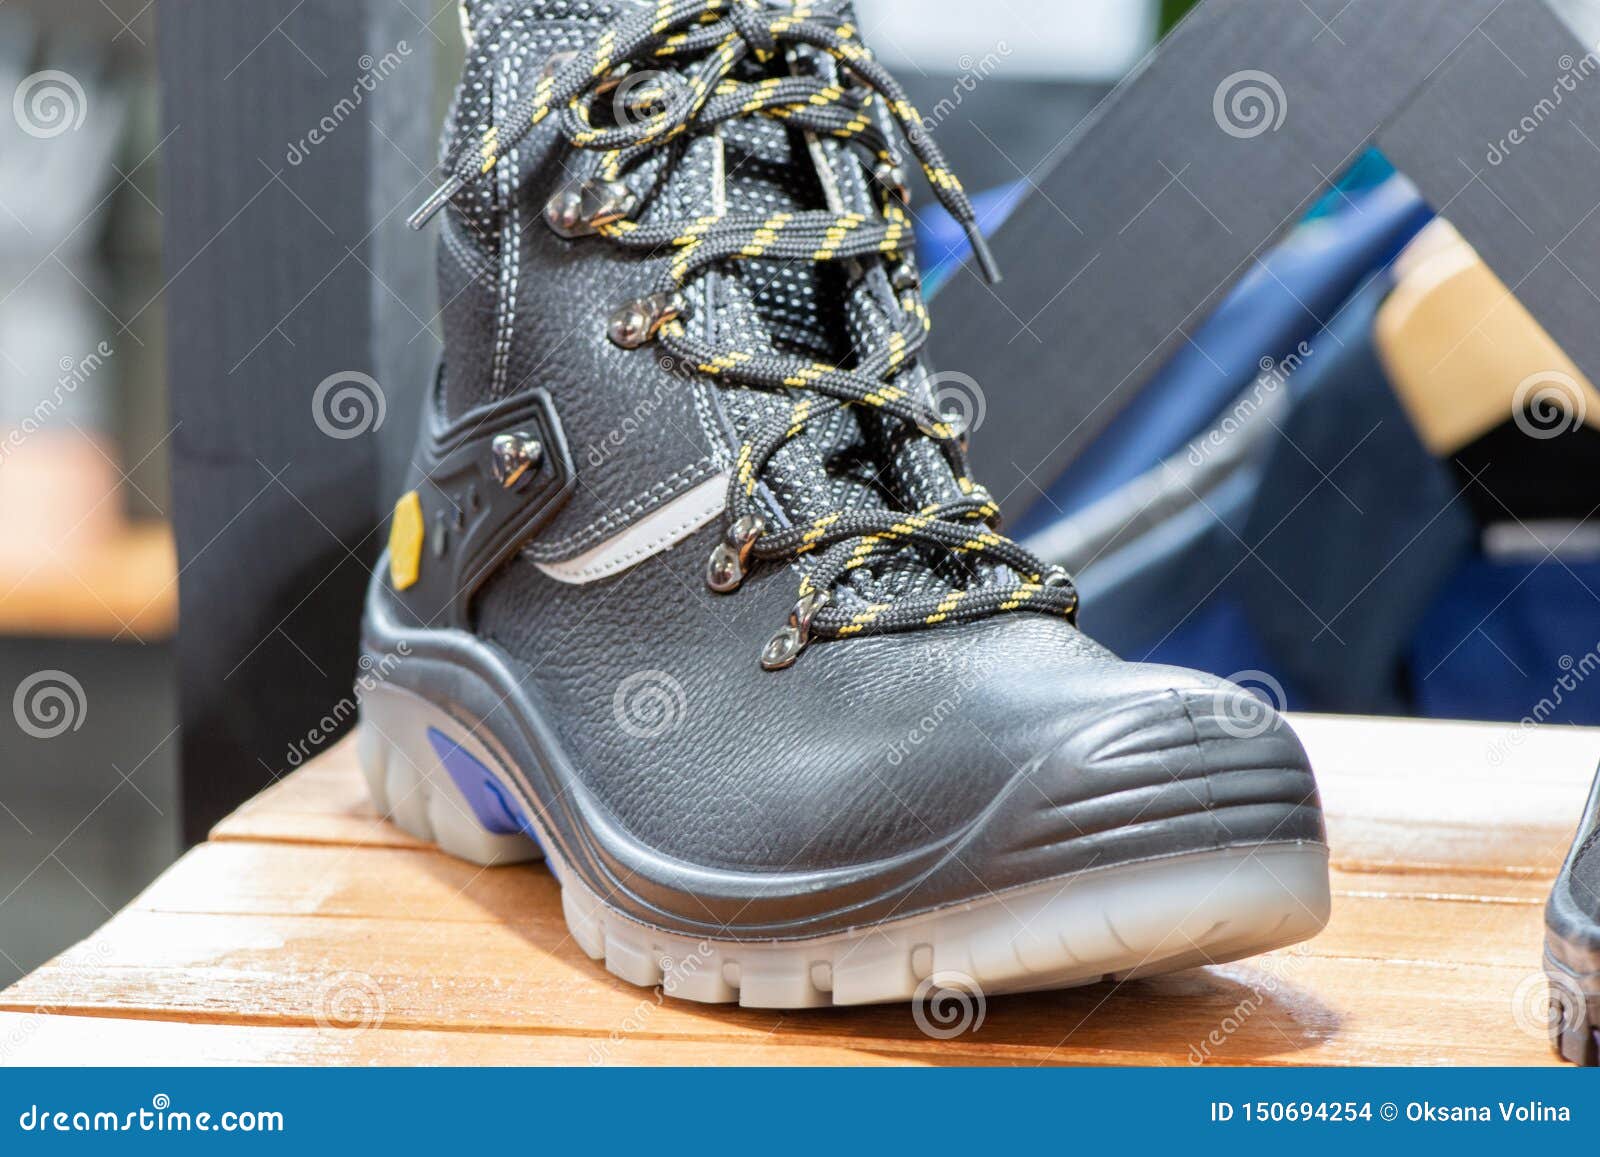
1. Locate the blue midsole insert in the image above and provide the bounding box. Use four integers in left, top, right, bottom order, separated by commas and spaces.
425, 726, 537, 841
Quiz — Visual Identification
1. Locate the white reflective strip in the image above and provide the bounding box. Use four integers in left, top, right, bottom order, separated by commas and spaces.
534, 473, 728, 585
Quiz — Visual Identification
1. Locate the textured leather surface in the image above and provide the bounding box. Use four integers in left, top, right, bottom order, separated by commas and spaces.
469, 525, 1322, 876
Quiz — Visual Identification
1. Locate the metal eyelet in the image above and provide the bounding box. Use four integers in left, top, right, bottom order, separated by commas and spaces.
490, 431, 544, 490
1042, 566, 1071, 588
545, 179, 638, 238
873, 160, 911, 205
539, 49, 578, 82
608, 291, 684, 349
706, 514, 765, 593
760, 591, 830, 671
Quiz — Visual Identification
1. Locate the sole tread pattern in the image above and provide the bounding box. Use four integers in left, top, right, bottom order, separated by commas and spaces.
357, 699, 1331, 1010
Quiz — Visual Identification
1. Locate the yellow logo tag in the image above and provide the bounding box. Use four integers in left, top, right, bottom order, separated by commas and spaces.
388, 491, 424, 591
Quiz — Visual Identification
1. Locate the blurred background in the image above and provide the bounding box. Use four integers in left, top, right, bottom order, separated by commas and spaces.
1, 0, 1597, 988
0, 0, 173, 989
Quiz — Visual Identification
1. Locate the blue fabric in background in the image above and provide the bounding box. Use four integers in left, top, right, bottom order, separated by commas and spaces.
1013, 163, 1434, 536
1233, 280, 1476, 715
913, 152, 1600, 725
1075, 276, 1475, 718
1411, 557, 1600, 724
1140, 595, 1299, 700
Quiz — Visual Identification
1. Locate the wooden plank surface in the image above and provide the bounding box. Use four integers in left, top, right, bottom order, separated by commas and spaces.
3, 713, 1596, 1066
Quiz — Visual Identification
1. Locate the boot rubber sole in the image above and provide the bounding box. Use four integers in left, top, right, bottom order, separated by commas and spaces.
1543, 760, 1600, 1064
356, 681, 1329, 1009
1543, 948, 1600, 1066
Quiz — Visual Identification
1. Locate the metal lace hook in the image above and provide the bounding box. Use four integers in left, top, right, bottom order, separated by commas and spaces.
760, 591, 830, 670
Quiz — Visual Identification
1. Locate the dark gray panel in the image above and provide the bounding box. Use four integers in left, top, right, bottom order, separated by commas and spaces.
1377, 0, 1600, 397
159, 1, 438, 839
929, 0, 1509, 510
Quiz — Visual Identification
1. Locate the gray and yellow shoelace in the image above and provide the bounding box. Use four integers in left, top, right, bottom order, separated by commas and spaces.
415, 0, 1078, 667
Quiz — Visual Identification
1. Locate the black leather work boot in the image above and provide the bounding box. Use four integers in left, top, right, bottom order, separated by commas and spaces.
1547, 764, 1600, 1064
358, 0, 1330, 1008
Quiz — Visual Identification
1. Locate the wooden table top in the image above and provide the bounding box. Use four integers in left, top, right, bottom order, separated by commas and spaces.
3, 713, 1596, 1066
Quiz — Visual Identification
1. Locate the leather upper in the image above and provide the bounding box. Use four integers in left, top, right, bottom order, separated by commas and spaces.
464, 521, 1322, 877
437, 0, 731, 569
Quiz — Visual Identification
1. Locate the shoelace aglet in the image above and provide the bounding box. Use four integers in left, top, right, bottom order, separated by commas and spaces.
966, 225, 1002, 284
408, 172, 468, 231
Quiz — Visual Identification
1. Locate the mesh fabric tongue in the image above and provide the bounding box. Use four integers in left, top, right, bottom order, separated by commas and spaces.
648, 52, 992, 610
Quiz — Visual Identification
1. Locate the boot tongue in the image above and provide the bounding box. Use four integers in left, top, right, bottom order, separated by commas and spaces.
460, 0, 634, 33
669, 52, 972, 608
